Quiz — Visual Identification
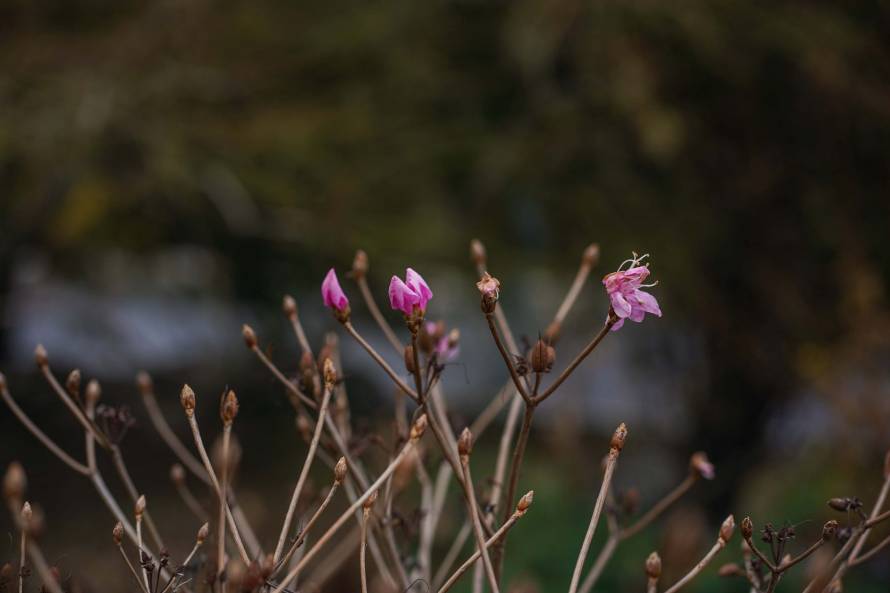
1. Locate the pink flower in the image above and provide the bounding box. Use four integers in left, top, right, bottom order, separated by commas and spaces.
602, 254, 661, 331
321, 268, 349, 312
389, 268, 433, 316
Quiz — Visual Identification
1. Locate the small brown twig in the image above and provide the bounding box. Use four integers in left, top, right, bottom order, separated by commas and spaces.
343, 321, 419, 402
458, 429, 500, 593
351, 250, 404, 355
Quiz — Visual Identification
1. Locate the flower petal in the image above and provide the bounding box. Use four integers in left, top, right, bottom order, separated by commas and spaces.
633, 289, 662, 317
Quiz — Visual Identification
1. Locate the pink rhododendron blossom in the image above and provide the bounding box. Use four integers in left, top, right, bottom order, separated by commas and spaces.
602, 254, 661, 331
389, 268, 433, 315
321, 268, 349, 311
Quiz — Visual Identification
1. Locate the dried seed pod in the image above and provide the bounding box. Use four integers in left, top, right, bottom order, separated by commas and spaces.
282, 295, 298, 319
197, 522, 209, 544
180, 385, 196, 414
645, 551, 662, 579
476, 272, 500, 314
3, 461, 26, 502
323, 358, 337, 387
822, 520, 839, 541
517, 490, 534, 514
334, 457, 348, 484
221, 390, 239, 425
352, 250, 369, 279
410, 414, 428, 440
610, 423, 628, 451
112, 521, 124, 545
741, 516, 754, 539
530, 340, 555, 374
458, 428, 473, 458
34, 344, 48, 368
65, 369, 82, 397
719, 515, 736, 544
170, 464, 186, 485
242, 324, 257, 349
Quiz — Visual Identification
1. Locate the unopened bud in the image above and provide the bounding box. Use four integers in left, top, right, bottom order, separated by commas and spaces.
410, 414, 428, 440
34, 344, 48, 367
85, 379, 101, 407
470, 239, 487, 266
3, 462, 26, 502
136, 371, 153, 396
719, 515, 736, 544
363, 489, 378, 511
180, 384, 196, 414
65, 369, 81, 397
741, 516, 753, 539
822, 520, 839, 541
689, 452, 715, 480
582, 243, 600, 267
282, 295, 298, 319
21, 501, 32, 522
404, 345, 416, 374
197, 522, 209, 544
610, 423, 628, 451
828, 498, 849, 512
221, 390, 239, 424
517, 490, 534, 514
645, 551, 662, 579
170, 464, 186, 485
242, 324, 257, 349
135, 495, 146, 518
476, 272, 500, 314
112, 521, 124, 545
323, 358, 337, 387
458, 428, 473, 457
717, 563, 743, 577
530, 340, 555, 374
352, 250, 369, 279
334, 457, 348, 484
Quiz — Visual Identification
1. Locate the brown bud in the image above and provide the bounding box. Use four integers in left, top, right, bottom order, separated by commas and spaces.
410, 414, 428, 440
221, 390, 239, 424
282, 295, 297, 319
363, 489, 378, 510
352, 249, 369, 279
180, 384, 196, 414
530, 340, 556, 374
170, 464, 186, 485
21, 501, 33, 523
741, 516, 753, 539
242, 324, 257, 349
645, 551, 662, 579
689, 451, 715, 480
323, 358, 337, 387
112, 521, 124, 545
65, 369, 81, 397
717, 563, 743, 577
85, 379, 101, 407
610, 423, 628, 451
458, 427, 473, 457
517, 490, 534, 514
719, 514, 736, 544
470, 239, 487, 266
827, 498, 849, 512
404, 345, 416, 374
3, 462, 26, 502
136, 371, 153, 396
34, 344, 48, 367
135, 495, 146, 518
822, 520, 839, 541
334, 457, 348, 484
582, 243, 600, 267
197, 522, 209, 544
477, 272, 501, 314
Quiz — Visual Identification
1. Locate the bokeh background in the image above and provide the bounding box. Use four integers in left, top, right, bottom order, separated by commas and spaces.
2, 1, 890, 591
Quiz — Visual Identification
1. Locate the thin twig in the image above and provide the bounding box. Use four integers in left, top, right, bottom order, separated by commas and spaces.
343, 321, 418, 401
535, 321, 614, 404
460, 450, 500, 593
355, 270, 404, 355
663, 540, 727, 593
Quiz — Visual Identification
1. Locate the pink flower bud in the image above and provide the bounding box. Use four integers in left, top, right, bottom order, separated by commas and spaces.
321, 268, 350, 313
388, 268, 433, 316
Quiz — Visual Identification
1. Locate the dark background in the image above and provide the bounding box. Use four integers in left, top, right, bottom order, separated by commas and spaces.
1, 1, 890, 591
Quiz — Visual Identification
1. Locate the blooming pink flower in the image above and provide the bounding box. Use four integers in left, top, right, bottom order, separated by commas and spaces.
602, 254, 661, 331
321, 268, 349, 312
389, 268, 433, 316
